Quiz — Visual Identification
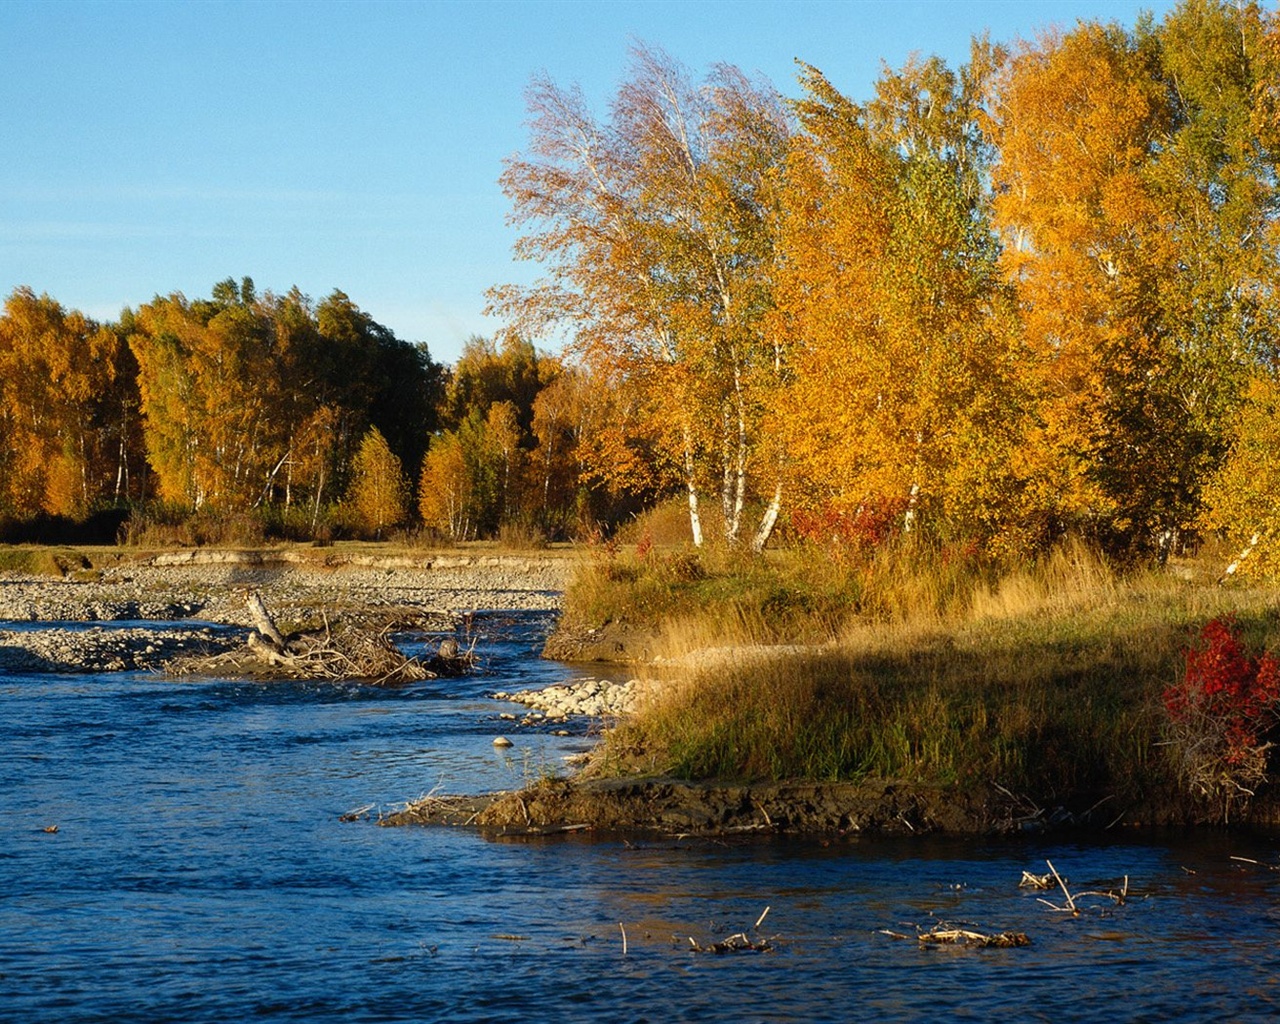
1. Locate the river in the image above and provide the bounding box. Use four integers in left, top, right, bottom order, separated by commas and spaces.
2, 611, 1279, 1022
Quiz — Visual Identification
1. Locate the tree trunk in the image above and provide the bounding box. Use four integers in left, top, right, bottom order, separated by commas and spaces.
1219, 531, 1263, 584
682, 424, 703, 547
903, 481, 920, 533
751, 481, 783, 553
244, 589, 287, 650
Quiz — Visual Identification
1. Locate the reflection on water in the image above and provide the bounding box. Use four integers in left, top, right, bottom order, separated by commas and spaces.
2, 612, 1279, 1022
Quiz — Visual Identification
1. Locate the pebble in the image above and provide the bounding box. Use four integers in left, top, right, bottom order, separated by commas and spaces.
493, 736, 514, 748
0, 555, 571, 674
493, 677, 642, 718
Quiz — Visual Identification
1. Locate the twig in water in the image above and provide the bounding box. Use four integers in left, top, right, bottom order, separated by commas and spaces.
687, 905, 776, 954
1036, 860, 1131, 912
1038, 859, 1079, 915
1231, 855, 1280, 872
689, 932, 773, 954
1074, 876, 1130, 906
880, 924, 1030, 949
919, 926, 1030, 948
619, 922, 628, 956
338, 802, 376, 823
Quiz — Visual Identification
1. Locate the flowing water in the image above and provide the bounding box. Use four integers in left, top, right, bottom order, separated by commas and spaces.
3, 611, 1280, 1022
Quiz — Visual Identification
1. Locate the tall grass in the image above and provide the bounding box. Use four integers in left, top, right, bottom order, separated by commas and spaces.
577, 536, 1280, 803
561, 541, 862, 642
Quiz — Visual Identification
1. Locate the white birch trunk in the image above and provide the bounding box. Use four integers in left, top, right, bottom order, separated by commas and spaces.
732, 395, 747, 544
682, 424, 703, 547
902, 481, 920, 533
1220, 532, 1262, 583
751, 481, 782, 553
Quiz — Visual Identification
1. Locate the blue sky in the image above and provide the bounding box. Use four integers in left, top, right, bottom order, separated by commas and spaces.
3, 0, 1175, 364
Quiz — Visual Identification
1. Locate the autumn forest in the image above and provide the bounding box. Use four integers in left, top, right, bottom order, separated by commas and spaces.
3, 0, 1279, 572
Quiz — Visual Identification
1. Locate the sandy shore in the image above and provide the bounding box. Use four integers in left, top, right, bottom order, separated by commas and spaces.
0, 548, 573, 673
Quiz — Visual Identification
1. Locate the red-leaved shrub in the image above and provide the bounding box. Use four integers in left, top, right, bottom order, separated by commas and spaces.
790, 497, 910, 552
1163, 616, 1280, 819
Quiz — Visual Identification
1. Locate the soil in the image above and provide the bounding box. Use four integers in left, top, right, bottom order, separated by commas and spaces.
540, 620, 659, 663
384, 776, 1048, 836
380, 773, 1280, 838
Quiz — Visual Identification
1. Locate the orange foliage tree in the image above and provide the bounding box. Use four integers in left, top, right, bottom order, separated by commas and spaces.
0, 287, 136, 518
987, 2, 1280, 555
774, 50, 1040, 552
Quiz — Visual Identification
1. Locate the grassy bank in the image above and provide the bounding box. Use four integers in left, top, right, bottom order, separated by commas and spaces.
569, 538, 1280, 818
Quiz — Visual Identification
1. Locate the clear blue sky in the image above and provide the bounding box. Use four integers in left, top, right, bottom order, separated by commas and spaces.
3, 0, 1175, 365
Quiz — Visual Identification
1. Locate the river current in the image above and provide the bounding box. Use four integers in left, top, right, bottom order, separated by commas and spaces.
3, 611, 1280, 1022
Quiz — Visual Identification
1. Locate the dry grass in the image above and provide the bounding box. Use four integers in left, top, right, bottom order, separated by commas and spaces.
583, 538, 1280, 804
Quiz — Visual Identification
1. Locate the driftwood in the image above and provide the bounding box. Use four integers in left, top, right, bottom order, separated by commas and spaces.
245, 590, 288, 649
240, 592, 430, 683
169, 591, 476, 684
881, 923, 1031, 949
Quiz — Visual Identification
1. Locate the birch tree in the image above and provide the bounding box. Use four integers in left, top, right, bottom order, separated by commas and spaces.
490, 44, 792, 550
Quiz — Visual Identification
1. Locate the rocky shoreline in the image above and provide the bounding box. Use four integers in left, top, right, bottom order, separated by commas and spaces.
0, 549, 571, 674
491, 676, 643, 718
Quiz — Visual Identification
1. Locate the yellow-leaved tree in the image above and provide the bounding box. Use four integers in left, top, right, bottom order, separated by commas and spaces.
348, 427, 408, 538
1201, 372, 1280, 579
774, 49, 1039, 552
0, 287, 130, 518
987, 3, 1280, 556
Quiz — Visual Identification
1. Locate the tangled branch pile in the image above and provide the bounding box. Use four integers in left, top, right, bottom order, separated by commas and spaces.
169, 590, 474, 684
246, 615, 429, 684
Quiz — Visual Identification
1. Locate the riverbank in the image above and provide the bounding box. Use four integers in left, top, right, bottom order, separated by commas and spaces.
9, 539, 1280, 836
382, 770, 1280, 836
381, 776, 1034, 834
443, 539, 1280, 836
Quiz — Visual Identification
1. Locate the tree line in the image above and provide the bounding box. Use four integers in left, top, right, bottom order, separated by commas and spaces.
3, 0, 1277, 566
492, 0, 1280, 566
0, 279, 632, 544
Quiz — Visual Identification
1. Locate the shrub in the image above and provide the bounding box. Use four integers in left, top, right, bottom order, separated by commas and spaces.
1163, 616, 1280, 820
788, 497, 910, 552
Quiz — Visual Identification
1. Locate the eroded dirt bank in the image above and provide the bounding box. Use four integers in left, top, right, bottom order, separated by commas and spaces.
382, 777, 1020, 834
381, 774, 1280, 837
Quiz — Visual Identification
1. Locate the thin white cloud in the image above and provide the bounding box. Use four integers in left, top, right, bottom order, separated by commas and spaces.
6, 185, 346, 205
